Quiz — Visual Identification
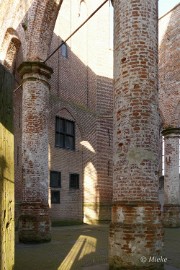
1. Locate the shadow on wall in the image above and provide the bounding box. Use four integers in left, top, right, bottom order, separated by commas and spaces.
0, 63, 14, 133
45, 32, 113, 223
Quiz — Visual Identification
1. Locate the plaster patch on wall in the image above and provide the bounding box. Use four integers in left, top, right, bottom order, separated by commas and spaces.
136, 207, 144, 223
117, 207, 125, 223
127, 147, 156, 165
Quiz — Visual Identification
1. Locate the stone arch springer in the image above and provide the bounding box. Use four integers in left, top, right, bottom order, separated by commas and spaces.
23, 0, 64, 61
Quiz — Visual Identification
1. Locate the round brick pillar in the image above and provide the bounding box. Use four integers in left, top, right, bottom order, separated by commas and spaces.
18, 62, 53, 243
162, 128, 180, 228
109, 0, 164, 269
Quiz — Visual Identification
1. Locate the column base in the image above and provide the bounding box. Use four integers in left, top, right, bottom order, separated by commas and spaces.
109, 202, 164, 270
18, 202, 51, 243
163, 204, 180, 228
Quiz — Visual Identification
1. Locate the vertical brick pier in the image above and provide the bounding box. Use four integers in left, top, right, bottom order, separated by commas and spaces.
109, 0, 164, 269
18, 62, 53, 243
162, 128, 180, 227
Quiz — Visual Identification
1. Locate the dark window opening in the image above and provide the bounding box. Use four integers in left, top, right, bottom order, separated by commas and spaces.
51, 190, 60, 204
159, 176, 164, 190
69, 174, 79, 189
55, 117, 75, 150
50, 171, 61, 188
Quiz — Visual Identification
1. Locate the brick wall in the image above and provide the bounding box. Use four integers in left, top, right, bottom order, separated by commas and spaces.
47, 0, 113, 222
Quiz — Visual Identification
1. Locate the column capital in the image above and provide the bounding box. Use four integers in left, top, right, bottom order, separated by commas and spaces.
162, 127, 180, 136
18, 61, 53, 79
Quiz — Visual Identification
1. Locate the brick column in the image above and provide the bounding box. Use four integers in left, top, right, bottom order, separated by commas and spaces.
109, 0, 164, 269
18, 62, 53, 243
162, 128, 180, 227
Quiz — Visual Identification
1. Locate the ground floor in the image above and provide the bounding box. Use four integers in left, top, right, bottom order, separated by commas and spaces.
15, 224, 180, 270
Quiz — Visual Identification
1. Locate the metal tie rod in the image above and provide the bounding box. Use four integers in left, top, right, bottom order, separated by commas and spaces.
44, 0, 109, 63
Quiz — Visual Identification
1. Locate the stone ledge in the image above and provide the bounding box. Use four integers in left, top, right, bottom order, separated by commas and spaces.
18, 61, 53, 79
112, 201, 160, 206
162, 128, 180, 136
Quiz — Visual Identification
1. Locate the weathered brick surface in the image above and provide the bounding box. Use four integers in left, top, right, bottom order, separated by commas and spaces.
110, 202, 163, 269
109, 0, 163, 268
18, 202, 51, 243
162, 129, 180, 227
2, 0, 179, 267
17, 62, 53, 242
0, 0, 63, 62
1, 0, 177, 258
159, 5, 180, 228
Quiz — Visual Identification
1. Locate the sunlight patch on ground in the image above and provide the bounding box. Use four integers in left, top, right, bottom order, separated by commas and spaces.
58, 235, 97, 270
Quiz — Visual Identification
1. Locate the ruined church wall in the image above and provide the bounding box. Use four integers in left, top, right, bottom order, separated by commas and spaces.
47, 0, 113, 223
12, 0, 113, 223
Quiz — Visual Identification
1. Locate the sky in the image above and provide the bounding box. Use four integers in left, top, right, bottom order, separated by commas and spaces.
158, 0, 180, 17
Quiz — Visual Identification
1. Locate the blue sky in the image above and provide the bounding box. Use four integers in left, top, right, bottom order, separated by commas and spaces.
159, 0, 180, 17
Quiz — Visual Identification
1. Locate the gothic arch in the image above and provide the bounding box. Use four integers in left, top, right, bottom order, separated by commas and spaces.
55, 107, 84, 139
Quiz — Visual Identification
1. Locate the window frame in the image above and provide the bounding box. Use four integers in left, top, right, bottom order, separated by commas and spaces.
50, 171, 61, 188
69, 173, 80, 189
51, 190, 60, 204
61, 41, 68, 58
55, 117, 75, 150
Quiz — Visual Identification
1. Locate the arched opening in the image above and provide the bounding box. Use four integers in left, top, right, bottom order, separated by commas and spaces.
4, 38, 21, 73
0, 28, 21, 72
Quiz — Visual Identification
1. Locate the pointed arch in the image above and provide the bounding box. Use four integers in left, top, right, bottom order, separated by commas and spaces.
54, 107, 83, 153
56, 107, 84, 138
